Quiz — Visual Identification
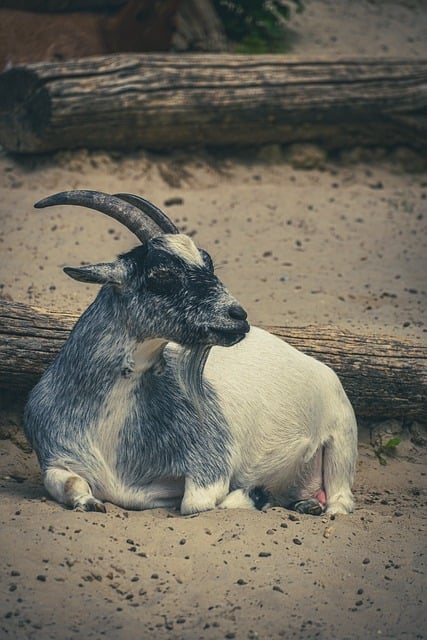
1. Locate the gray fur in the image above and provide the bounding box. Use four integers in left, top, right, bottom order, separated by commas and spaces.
24, 228, 248, 509
24, 190, 357, 516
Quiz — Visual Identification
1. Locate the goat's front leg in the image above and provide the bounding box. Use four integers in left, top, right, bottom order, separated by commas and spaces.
180, 477, 229, 515
44, 467, 106, 512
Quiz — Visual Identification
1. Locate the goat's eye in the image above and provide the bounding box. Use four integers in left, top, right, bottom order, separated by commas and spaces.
146, 269, 180, 294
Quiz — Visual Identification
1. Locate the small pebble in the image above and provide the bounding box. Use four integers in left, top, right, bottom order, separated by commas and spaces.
164, 197, 184, 207
293, 538, 302, 545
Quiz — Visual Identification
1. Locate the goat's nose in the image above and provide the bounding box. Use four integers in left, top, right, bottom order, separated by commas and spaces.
228, 303, 248, 321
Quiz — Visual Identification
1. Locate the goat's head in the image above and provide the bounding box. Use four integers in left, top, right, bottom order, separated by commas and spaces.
35, 190, 250, 349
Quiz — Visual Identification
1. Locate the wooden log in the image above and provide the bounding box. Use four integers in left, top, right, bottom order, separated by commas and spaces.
0, 55, 426, 153
0, 300, 425, 421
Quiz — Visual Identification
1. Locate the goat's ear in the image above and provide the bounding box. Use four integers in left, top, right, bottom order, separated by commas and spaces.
63, 262, 126, 285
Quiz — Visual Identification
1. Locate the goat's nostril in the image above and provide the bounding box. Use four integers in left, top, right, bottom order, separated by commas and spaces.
228, 304, 248, 321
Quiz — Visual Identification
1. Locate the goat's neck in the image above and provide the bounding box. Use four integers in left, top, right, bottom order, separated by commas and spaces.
70, 288, 169, 378
130, 338, 168, 376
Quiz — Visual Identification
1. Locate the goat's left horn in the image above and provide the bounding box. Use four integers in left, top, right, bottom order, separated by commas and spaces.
114, 193, 179, 235
34, 190, 159, 243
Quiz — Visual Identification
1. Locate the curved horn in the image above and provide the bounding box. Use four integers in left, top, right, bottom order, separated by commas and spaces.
113, 193, 180, 235
34, 190, 156, 243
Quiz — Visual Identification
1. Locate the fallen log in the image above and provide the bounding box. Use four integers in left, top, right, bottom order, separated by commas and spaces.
0, 300, 425, 421
0, 55, 426, 153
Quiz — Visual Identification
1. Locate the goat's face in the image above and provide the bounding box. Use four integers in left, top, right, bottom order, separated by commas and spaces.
131, 235, 250, 347
66, 234, 250, 348
36, 190, 249, 349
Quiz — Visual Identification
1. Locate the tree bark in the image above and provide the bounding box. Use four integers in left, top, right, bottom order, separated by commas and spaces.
0, 300, 425, 421
172, 0, 227, 51
0, 55, 425, 153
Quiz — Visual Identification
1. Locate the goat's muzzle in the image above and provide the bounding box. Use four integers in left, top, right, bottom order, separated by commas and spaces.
207, 325, 250, 347
205, 304, 250, 346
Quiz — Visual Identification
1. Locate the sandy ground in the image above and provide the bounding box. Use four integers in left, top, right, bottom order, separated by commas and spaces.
1, 1, 427, 639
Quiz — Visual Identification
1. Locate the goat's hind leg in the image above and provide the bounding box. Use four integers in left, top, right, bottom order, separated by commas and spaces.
286, 447, 326, 516
323, 411, 358, 515
44, 467, 106, 512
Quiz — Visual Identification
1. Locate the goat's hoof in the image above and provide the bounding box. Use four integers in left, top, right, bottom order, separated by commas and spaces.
290, 499, 324, 516
325, 502, 352, 515
74, 498, 106, 513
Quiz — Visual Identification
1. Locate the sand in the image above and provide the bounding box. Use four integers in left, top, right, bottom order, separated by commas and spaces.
1, 1, 426, 639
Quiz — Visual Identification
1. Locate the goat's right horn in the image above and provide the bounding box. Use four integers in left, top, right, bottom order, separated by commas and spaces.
34, 190, 161, 243
113, 193, 179, 235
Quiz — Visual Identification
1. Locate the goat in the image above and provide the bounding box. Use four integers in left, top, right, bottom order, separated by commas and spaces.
24, 190, 358, 516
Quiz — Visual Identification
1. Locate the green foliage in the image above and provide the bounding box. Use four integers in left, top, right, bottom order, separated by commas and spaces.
373, 436, 402, 465
382, 436, 402, 450
213, 0, 304, 53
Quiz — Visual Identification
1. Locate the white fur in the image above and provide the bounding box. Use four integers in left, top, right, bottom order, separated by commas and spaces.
218, 489, 257, 510
203, 326, 357, 512
181, 478, 229, 515
132, 338, 167, 374
163, 234, 204, 266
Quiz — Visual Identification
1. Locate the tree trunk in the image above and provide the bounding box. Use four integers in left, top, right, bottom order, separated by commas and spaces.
0, 300, 425, 421
0, 55, 425, 153
172, 0, 227, 51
